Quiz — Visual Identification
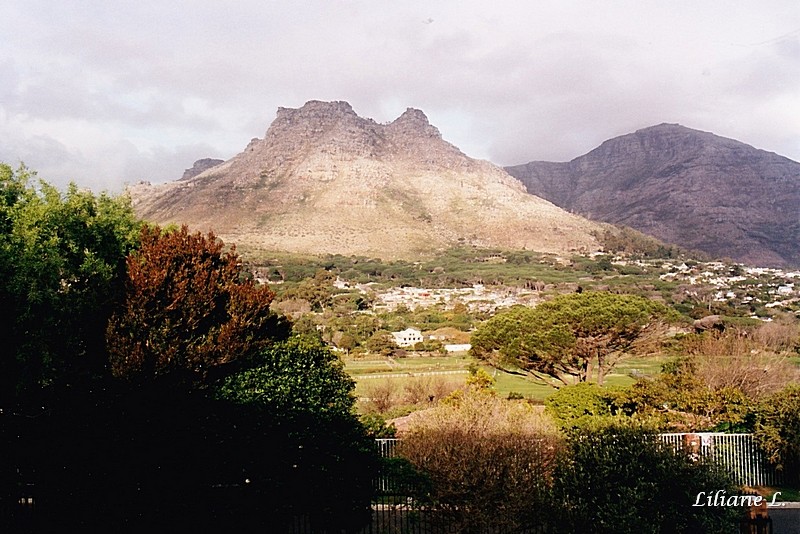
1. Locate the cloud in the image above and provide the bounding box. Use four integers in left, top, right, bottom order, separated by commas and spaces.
2, 0, 800, 190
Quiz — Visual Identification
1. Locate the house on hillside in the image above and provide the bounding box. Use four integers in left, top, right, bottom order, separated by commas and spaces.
391, 328, 423, 348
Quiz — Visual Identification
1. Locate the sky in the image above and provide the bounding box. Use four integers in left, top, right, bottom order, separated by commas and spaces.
2, 0, 799, 192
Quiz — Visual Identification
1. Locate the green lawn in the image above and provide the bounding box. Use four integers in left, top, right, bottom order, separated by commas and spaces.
345, 353, 669, 404
480, 366, 555, 401
345, 355, 472, 375
604, 355, 670, 387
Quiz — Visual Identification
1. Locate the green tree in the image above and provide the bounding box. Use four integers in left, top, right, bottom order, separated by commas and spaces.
282, 269, 335, 311
217, 338, 356, 418
471, 292, 673, 386
215, 339, 377, 530
106, 225, 289, 386
0, 163, 141, 402
754, 384, 800, 484
365, 329, 397, 355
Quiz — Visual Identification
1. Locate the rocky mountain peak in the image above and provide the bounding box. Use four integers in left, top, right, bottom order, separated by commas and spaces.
387, 107, 441, 140
181, 158, 224, 180
275, 100, 358, 120
269, 100, 367, 136
129, 100, 603, 259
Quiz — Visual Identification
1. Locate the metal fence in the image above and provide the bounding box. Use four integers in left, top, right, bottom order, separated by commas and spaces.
365, 439, 549, 534
378, 434, 784, 488
658, 433, 783, 487
363, 434, 784, 533
2, 434, 783, 533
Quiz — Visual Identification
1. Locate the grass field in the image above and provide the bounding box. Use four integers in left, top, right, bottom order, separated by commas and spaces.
346, 355, 472, 375
345, 353, 671, 403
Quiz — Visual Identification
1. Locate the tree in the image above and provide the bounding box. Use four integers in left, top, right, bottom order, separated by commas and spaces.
281, 269, 335, 311
0, 163, 143, 530
365, 329, 397, 355
471, 292, 673, 386
106, 225, 289, 385
214, 339, 377, 530
11, 220, 370, 531
0, 163, 141, 403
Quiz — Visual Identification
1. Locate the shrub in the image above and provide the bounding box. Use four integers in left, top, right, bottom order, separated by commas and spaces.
754, 384, 800, 484
553, 423, 744, 533
545, 382, 617, 430
359, 413, 397, 438
752, 318, 799, 353
613, 358, 755, 432
362, 378, 400, 413
683, 331, 799, 398
402, 375, 461, 405
400, 390, 562, 532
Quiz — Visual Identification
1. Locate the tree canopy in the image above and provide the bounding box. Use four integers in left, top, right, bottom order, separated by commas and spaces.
1, 166, 375, 531
0, 163, 141, 403
471, 291, 674, 386
106, 225, 290, 386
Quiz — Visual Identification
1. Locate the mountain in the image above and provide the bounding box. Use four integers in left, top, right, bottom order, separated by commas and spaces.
505, 124, 800, 267
130, 101, 603, 259
181, 158, 223, 180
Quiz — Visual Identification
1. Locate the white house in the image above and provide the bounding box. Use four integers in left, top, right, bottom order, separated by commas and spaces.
391, 328, 423, 348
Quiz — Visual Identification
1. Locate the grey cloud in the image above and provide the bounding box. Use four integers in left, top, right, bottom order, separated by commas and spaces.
2, 0, 800, 191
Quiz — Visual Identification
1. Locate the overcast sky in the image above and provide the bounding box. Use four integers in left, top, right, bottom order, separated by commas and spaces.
2, 1, 799, 191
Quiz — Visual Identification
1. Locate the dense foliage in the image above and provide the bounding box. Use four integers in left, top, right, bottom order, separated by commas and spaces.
754, 385, 800, 484
544, 382, 619, 430
399, 389, 744, 534
613, 357, 755, 432
0, 163, 141, 403
217, 338, 356, 420
553, 423, 744, 533
107, 225, 290, 385
400, 388, 562, 533
0, 168, 375, 531
211, 339, 378, 530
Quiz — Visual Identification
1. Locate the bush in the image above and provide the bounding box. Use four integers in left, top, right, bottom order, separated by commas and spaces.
361, 376, 463, 414
754, 384, 800, 485
682, 331, 799, 398
613, 358, 755, 432
359, 413, 397, 438
553, 423, 744, 533
400, 390, 563, 532
545, 382, 617, 430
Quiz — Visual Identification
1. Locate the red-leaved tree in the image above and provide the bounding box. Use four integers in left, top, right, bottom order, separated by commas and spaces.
106, 225, 289, 384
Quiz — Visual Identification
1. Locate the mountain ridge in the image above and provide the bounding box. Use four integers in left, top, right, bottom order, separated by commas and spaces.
130, 100, 604, 259
505, 124, 800, 267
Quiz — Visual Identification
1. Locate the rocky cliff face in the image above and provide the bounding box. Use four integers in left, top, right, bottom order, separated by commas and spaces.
130, 100, 603, 259
181, 158, 224, 180
506, 124, 800, 267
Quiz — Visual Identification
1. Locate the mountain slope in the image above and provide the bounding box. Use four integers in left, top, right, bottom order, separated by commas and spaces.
505, 124, 800, 267
130, 101, 603, 259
